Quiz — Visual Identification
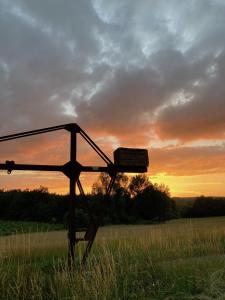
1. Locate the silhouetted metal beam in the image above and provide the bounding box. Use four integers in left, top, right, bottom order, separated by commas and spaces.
0, 124, 67, 142
68, 126, 77, 268
79, 128, 113, 165
81, 173, 116, 265
78, 165, 147, 173
0, 163, 62, 172
0, 163, 147, 174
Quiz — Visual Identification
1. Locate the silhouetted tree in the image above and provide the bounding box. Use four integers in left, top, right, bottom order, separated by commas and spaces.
92, 172, 129, 197
128, 174, 152, 197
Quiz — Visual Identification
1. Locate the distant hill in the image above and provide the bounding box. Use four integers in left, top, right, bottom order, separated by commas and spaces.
173, 196, 225, 206
173, 197, 196, 205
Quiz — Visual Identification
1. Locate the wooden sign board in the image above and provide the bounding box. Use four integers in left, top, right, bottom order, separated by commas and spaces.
114, 148, 149, 168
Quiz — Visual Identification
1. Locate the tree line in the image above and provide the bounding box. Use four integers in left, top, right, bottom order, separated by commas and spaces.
179, 196, 225, 218
0, 174, 224, 227
0, 174, 177, 228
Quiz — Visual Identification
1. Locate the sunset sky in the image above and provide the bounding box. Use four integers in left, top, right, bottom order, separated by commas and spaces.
0, 0, 225, 197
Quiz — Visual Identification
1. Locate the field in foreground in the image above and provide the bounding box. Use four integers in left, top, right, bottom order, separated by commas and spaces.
0, 220, 63, 236
1, 217, 225, 299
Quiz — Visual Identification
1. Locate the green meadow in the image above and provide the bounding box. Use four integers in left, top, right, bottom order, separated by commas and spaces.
1, 217, 225, 299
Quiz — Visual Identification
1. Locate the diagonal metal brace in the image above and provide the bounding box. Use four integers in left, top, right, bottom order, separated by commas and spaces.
80, 174, 117, 266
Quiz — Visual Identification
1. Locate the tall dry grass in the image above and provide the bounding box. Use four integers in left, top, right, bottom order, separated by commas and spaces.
1, 217, 225, 299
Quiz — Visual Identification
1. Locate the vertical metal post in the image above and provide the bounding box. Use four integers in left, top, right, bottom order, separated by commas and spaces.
68, 129, 77, 268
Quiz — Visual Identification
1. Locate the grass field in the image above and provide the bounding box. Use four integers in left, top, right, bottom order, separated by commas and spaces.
1, 217, 225, 299
0, 220, 64, 236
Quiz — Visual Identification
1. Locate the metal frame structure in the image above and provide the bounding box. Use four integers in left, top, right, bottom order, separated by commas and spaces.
0, 123, 147, 267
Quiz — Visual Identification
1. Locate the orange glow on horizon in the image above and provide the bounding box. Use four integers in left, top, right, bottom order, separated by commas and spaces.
0, 130, 224, 197
151, 172, 225, 197
45, 172, 225, 197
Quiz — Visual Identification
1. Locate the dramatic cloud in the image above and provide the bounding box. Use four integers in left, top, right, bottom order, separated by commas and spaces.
155, 51, 225, 141
0, 0, 225, 194
150, 144, 225, 176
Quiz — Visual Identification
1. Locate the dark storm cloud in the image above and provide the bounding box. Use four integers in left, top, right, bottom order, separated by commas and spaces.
75, 0, 225, 145
76, 47, 209, 145
0, 0, 104, 133
155, 51, 225, 141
